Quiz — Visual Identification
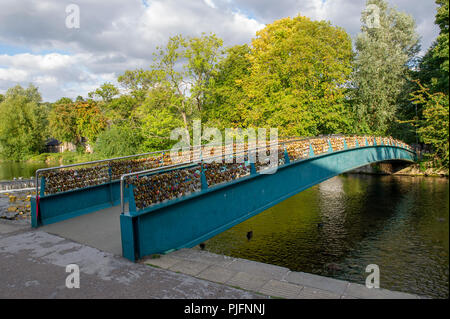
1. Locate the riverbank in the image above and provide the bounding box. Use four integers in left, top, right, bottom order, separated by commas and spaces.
349, 163, 449, 177
143, 248, 422, 299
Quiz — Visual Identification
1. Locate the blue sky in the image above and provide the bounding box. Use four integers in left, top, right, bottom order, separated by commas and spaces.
0, 0, 440, 101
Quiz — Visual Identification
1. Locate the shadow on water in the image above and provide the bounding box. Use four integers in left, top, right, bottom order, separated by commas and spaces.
204, 174, 449, 298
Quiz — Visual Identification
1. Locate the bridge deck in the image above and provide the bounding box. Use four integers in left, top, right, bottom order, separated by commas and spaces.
40, 204, 123, 256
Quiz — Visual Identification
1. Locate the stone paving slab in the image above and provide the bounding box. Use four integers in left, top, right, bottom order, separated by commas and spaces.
226, 258, 290, 281
258, 280, 303, 299
142, 248, 420, 299
298, 286, 341, 299
226, 271, 269, 292
168, 259, 211, 277
197, 265, 237, 284
344, 283, 420, 299
285, 271, 349, 295
145, 255, 182, 269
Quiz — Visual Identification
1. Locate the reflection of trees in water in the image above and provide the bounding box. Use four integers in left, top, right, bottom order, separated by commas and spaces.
205, 174, 449, 298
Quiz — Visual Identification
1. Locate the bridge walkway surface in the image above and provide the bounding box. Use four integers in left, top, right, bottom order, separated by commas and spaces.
40, 204, 123, 256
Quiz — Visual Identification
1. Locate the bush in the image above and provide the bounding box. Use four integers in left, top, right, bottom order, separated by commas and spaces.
94, 125, 143, 158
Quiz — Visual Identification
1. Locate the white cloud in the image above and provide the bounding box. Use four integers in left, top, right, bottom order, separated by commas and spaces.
0, 0, 440, 101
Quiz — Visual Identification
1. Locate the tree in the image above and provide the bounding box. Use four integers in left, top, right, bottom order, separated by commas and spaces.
241, 16, 354, 136
49, 101, 106, 145
418, 0, 449, 94
88, 82, 120, 102
94, 124, 143, 157
205, 44, 252, 129
352, 0, 421, 135
411, 83, 449, 167
0, 84, 47, 160
122, 33, 224, 136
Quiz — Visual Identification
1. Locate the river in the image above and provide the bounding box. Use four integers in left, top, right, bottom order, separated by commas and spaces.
204, 174, 449, 299
0, 162, 50, 180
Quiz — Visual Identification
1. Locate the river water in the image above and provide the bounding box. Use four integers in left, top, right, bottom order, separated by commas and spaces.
0, 162, 50, 180
204, 174, 449, 299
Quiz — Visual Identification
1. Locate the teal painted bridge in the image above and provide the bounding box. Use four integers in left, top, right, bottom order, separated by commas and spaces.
31, 136, 416, 261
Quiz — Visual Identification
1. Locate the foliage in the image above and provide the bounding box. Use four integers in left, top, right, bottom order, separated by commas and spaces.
88, 82, 120, 102
240, 16, 354, 136
48, 101, 106, 145
411, 82, 449, 168
94, 125, 143, 157
0, 85, 48, 160
352, 0, 421, 135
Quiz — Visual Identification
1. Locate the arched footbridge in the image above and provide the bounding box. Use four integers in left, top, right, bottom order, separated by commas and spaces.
31, 135, 416, 261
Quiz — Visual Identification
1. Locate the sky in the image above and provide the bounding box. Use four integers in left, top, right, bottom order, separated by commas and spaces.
0, 0, 440, 102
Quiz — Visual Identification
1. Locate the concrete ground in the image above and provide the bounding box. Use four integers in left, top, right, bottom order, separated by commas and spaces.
0, 207, 423, 299
0, 221, 264, 299
143, 248, 422, 299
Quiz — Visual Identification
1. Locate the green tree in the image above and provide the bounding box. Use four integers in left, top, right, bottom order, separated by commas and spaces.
88, 82, 120, 102
411, 83, 449, 167
352, 0, 420, 135
418, 0, 449, 94
241, 16, 354, 136
0, 84, 47, 160
94, 124, 143, 157
49, 101, 106, 145
205, 44, 252, 129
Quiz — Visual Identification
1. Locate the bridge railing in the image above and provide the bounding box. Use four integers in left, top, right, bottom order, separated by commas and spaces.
121, 135, 415, 215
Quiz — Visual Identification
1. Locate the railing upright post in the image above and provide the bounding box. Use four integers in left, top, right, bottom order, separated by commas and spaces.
328, 139, 333, 152
40, 176, 46, 197
309, 142, 315, 157
128, 184, 137, 214
200, 160, 208, 190
283, 143, 290, 164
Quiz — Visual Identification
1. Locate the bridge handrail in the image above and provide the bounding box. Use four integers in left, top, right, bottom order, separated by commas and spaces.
120, 135, 415, 214
34, 135, 314, 196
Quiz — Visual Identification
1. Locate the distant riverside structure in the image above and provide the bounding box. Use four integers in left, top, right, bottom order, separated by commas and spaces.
44, 138, 92, 153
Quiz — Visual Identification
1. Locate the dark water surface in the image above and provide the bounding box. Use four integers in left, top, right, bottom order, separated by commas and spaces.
0, 162, 50, 180
204, 174, 449, 298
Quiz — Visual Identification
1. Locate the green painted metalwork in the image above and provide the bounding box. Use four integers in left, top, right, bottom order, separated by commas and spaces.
121, 143, 416, 261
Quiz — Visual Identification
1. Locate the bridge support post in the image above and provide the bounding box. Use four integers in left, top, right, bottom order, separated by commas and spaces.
328, 140, 333, 153
120, 214, 139, 261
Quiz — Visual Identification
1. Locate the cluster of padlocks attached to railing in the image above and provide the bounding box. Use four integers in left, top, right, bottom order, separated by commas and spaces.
37, 135, 414, 201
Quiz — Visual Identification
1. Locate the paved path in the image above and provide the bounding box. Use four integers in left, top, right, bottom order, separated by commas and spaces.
143, 248, 423, 299
0, 219, 424, 299
0, 221, 264, 299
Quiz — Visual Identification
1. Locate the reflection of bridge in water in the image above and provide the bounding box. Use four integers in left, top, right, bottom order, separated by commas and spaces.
31, 135, 416, 261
